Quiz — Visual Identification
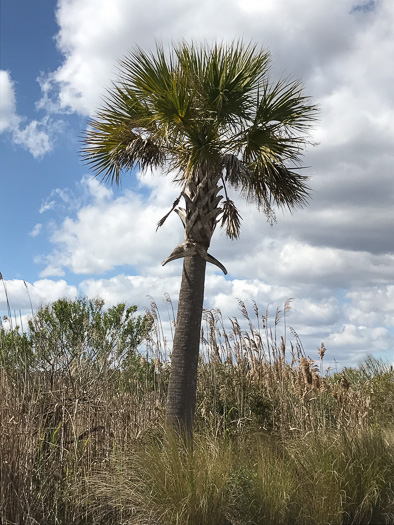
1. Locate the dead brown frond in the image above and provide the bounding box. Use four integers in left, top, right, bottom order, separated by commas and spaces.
156, 193, 182, 230
220, 198, 243, 239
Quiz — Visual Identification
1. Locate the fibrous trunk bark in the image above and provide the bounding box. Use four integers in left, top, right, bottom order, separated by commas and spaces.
164, 169, 225, 438
166, 253, 206, 438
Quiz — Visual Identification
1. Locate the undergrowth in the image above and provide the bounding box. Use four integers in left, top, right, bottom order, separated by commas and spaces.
0, 288, 393, 524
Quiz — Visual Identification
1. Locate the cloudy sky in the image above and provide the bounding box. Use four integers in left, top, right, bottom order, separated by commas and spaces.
1, 0, 393, 368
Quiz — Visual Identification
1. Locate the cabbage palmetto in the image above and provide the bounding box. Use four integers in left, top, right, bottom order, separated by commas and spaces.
82, 41, 318, 436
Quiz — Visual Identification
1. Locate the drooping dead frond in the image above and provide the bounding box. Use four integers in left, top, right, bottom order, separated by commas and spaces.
156, 194, 182, 230
222, 154, 249, 182
220, 199, 242, 239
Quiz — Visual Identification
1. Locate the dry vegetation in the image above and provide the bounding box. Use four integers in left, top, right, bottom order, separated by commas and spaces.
1, 287, 393, 524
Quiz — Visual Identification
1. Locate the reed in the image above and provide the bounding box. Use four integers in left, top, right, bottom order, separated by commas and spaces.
0, 282, 393, 524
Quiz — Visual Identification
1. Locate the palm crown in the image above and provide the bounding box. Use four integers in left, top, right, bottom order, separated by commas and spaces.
83, 41, 318, 242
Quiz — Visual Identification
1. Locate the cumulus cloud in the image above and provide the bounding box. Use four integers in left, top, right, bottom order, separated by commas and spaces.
0, 70, 60, 158
31, 170, 393, 366
12, 119, 53, 158
35, 0, 376, 115
38, 173, 181, 277
37, 0, 394, 245
328, 323, 388, 352
79, 274, 181, 308
4, 0, 393, 367
0, 70, 19, 132
345, 286, 394, 327
0, 278, 78, 312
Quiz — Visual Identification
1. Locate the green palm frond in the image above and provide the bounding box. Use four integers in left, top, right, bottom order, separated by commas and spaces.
119, 46, 198, 135
178, 41, 270, 126
222, 151, 310, 214
82, 40, 318, 230
244, 163, 310, 212
256, 78, 318, 132
222, 76, 317, 214
82, 117, 165, 184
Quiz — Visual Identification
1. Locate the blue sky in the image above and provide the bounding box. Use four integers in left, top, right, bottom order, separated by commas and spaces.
1, 0, 80, 280
1, 0, 393, 369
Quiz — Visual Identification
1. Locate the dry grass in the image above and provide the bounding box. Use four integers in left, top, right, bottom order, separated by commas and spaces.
78, 427, 394, 525
196, 301, 384, 436
80, 430, 234, 525
1, 292, 393, 524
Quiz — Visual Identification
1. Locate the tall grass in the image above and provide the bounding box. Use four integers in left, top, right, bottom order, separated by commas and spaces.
0, 287, 393, 524
196, 301, 389, 436
81, 431, 233, 525
79, 427, 394, 525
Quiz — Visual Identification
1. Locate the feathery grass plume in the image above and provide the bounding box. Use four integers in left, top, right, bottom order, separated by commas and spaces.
0, 272, 13, 330
23, 279, 35, 317
163, 293, 176, 340
318, 341, 326, 360
299, 356, 312, 387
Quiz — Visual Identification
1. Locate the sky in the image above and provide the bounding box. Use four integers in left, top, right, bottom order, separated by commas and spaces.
0, 0, 393, 369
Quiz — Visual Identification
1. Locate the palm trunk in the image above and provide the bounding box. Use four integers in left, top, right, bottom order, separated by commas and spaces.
164, 170, 225, 438
166, 253, 206, 437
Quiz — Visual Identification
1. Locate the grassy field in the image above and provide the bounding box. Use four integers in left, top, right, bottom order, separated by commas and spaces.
1, 295, 393, 524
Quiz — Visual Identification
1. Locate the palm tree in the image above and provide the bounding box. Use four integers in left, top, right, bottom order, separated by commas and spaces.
82, 41, 318, 437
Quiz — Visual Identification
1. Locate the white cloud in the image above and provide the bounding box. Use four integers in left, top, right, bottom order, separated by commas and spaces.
0, 70, 19, 132
31, 161, 394, 367
4, 0, 394, 368
39, 199, 56, 214
1, 270, 391, 368
34, 1, 394, 258
12, 119, 53, 158
39, 186, 84, 215
345, 286, 394, 327
0, 279, 78, 312
0, 70, 59, 158
30, 223, 43, 238
79, 274, 181, 308
328, 323, 388, 351
38, 173, 181, 277
36, 0, 375, 116
37, 0, 394, 265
